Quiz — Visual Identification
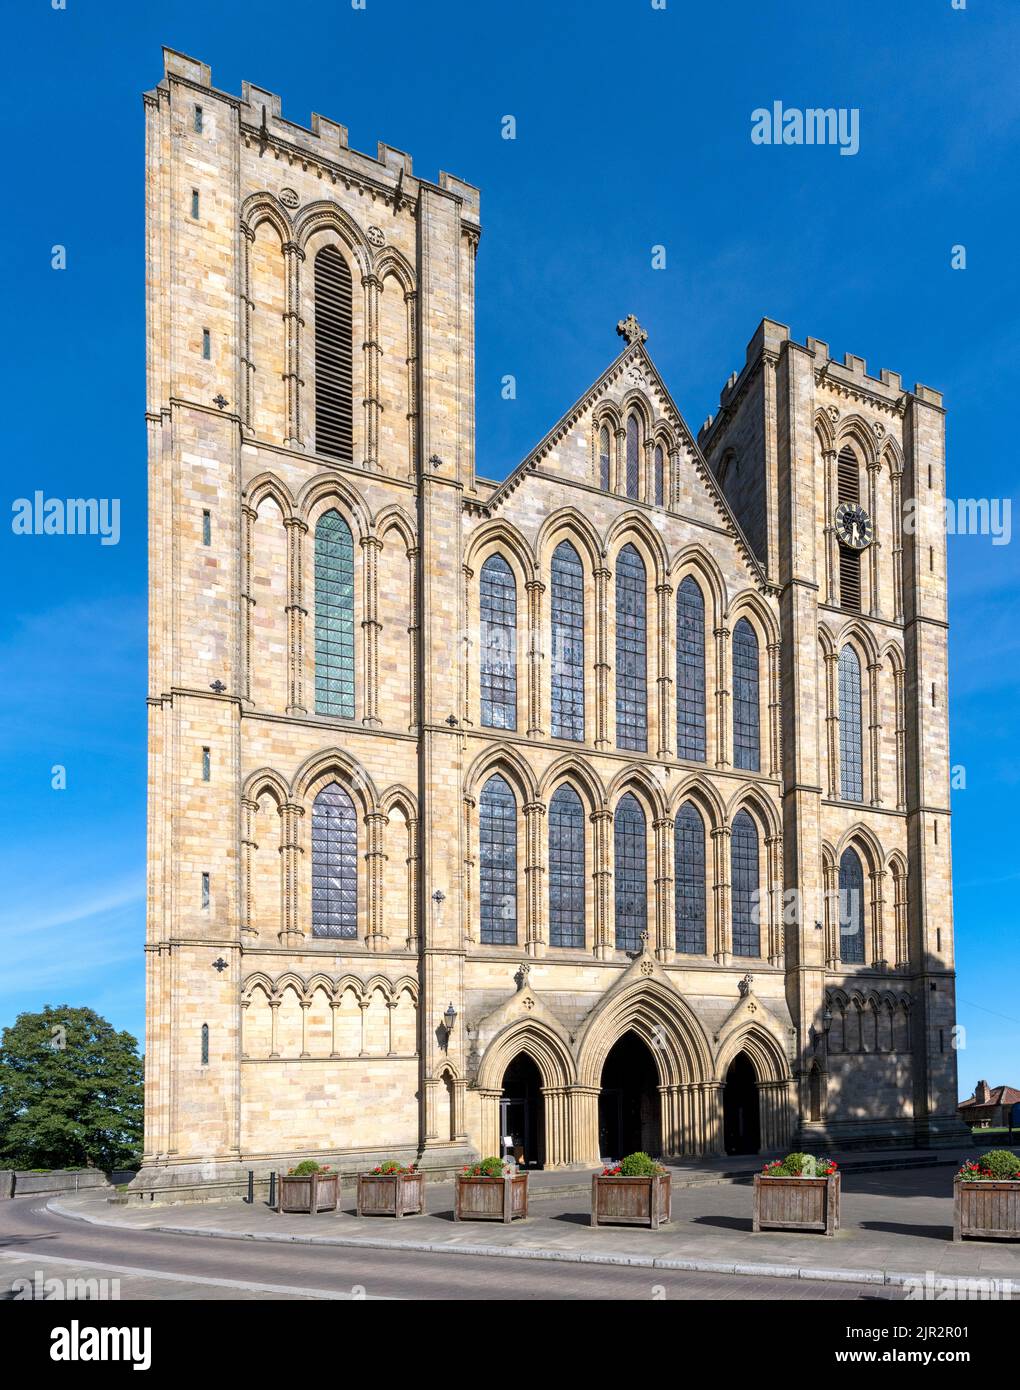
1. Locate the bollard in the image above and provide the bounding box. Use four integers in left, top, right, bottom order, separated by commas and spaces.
268, 1171, 276, 1209
247, 1170, 254, 1204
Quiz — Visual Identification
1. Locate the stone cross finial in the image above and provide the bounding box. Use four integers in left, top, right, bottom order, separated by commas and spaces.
617, 314, 647, 345
514, 962, 531, 992
738, 972, 754, 997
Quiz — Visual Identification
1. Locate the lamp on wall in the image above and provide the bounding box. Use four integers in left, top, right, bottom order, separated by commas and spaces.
443, 1002, 457, 1037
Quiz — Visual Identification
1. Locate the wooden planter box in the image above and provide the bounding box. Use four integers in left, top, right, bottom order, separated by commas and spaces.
752, 1172, 840, 1236
591, 1173, 672, 1229
954, 1178, 1020, 1241
454, 1173, 528, 1223
356, 1171, 425, 1218
276, 1171, 338, 1214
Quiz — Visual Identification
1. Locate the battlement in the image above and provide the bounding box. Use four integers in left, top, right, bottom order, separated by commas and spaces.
154, 47, 481, 222
698, 317, 941, 444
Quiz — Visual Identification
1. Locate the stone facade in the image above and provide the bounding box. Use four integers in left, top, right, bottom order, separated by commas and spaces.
138, 48, 968, 1194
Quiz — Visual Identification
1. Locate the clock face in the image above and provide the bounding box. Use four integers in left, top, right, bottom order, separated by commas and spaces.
834, 502, 873, 551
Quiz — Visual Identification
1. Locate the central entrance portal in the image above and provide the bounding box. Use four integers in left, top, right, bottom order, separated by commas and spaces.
723, 1051, 761, 1154
499, 1054, 545, 1169
598, 1032, 661, 1160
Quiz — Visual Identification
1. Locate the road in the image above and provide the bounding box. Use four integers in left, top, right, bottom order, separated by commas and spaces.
0, 1196, 898, 1301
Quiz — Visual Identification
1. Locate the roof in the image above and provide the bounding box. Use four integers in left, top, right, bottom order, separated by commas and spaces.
958, 1084, 1020, 1112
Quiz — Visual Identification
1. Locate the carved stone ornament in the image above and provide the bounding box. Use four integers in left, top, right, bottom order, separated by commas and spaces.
616, 314, 647, 346
367, 225, 385, 248
280, 187, 299, 208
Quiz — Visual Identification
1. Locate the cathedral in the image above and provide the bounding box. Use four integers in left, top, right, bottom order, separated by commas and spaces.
138, 49, 968, 1195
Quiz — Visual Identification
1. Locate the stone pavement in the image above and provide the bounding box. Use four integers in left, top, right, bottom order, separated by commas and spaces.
52, 1156, 1020, 1293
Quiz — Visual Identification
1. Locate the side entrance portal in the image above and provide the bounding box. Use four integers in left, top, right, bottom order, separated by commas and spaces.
723, 1051, 761, 1155
499, 1053, 545, 1169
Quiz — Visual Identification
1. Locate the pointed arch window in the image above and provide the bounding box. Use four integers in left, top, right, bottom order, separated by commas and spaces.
838, 644, 864, 802
625, 415, 640, 499
479, 773, 517, 945
676, 576, 706, 761
550, 541, 584, 741
615, 544, 647, 752
732, 618, 760, 772
314, 510, 355, 717
839, 847, 865, 963
311, 781, 358, 938
599, 425, 611, 490
549, 784, 585, 948
314, 245, 354, 461
654, 444, 665, 507
674, 802, 706, 954
480, 554, 517, 729
614, 792, 646, 951
731, 809, 760, 957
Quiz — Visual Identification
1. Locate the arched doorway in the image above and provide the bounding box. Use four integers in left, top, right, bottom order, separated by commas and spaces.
499, 1054, 545, 1169
723, 1051, 760, 1155
598, 1032, 661, 1159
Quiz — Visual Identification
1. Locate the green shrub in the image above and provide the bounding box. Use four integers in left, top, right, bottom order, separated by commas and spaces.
289, 1159, 325, 1176
779, 1152, 812, 1176
619, 1151, 662, 1176
978, 1150, 1020, 1180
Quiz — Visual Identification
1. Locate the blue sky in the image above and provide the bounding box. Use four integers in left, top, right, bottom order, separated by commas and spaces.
1, 0, 1017, 1101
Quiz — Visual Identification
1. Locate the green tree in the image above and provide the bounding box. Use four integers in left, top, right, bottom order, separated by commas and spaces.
0, 1005, 143, 1170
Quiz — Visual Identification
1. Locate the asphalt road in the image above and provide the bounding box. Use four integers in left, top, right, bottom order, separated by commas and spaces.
0, 1196, 898, 1301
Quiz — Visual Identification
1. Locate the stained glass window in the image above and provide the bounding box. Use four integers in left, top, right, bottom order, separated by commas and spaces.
731, 809, 760, 957
311, 781, 358, 938
480, 555, 517, 730
733, 618, 760, 772
550, 541, 584, 741
480, 774, 517, 945
838, 645, 863, 802
599, 425, 611, 490
654, 444, 665, 507
614, 792, 647, 951
549, 784, 585, 948
674, 802, 707, 954
839, 847, 865, 963
626, 415, 640, 499
616, 544, 647, 752
314, 510, 355, 717
676, 576, 706, 761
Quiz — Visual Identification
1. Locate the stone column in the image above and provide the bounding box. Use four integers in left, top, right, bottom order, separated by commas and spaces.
661, 1084, 683, 1156
269, 999, 281, 1059
822, 448, 837, 604
404, 290, 418, 480
894, 663, 907, 810
823, 648, 839, 798
653, 815, 674, 961
591, 809, 614, 959
526, 578, 545, 738
461, 564, 474, 727
239, 226, 255, 435
711, 826, 731, 963
613, 427, 626, 495
361, 272, 382, 469
870, 868, 887, 967
330, 1000, 341, 1057
361, 534, 383, 728
594, 566, 611, 748
768, 640, 782, 777
283, 241, 305, 449
868, 659, 882, 806
567, 1085, 601, 1164
714, 624, 730, 767
299, 1000, 311, 1058
358, 999, 371, 1057
462, 796, 477, 945
406, 545, 419, 733
285, 516, 308, 715
240, 504, 257, 708
891, 468, 904, 622
823, 859, 839, 968
240, 796, 258, 939
365, 810, 388, 950
668, 447, 682, 511
655, 581, 673, 759
524, 800, 546, 957
766, 832, 784, 965
478, 1088, 502, 1156
542, 1087, 569, 1168
867, 460, 882, 617
279, 803, 305, 946
406, 815, 420, 952
894, 868, 908, 968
